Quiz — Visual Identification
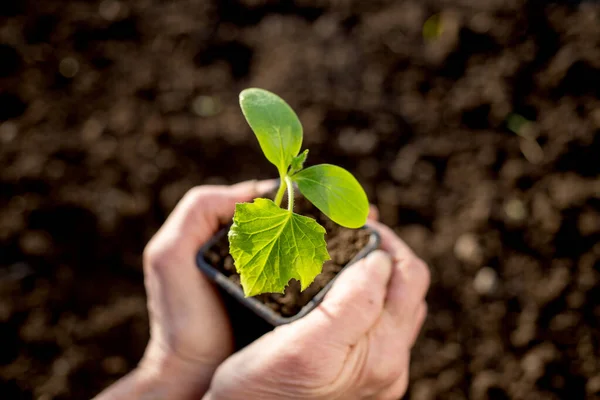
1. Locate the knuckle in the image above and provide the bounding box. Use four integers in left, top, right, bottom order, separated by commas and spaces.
143, 236, 174, 272
183, 186, 209, 205
278, 344, 320, 379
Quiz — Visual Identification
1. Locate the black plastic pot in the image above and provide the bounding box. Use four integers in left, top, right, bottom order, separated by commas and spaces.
196, 225, 380, 330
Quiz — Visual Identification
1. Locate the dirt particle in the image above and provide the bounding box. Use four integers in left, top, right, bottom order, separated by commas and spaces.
192, 95, 222, 117
521, 343, 557, 381
59, 57, 79, 78
549, 311, 578, 332
0, 121, 18, 143
102, 356, 127, 374
454, 233, 483, 265
511, 304, 538, 348
578, 209, 600, 236
53, 358, 71, 377
535, 264, 570, 305
98, 0, 122, 21
19, 230, 52, 256
390, 145, 419, 183
337, 128, 378, 155
473, 266, 498, 295
519, 138, 544, 164
504, 197, 527, 222
81, 117, 105, 142
587, 375, 600, 395
412, 378, 437, 400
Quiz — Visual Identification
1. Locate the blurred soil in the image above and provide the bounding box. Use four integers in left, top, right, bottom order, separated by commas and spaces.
1, 0, 599, 399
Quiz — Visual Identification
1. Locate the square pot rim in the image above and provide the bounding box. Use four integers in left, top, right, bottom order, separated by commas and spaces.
196, 225, 381, 326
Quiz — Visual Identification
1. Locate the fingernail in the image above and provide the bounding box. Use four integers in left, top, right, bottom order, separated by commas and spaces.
365, 249, 392, 268
367, 204, 379, 221
362, 250, 393, 283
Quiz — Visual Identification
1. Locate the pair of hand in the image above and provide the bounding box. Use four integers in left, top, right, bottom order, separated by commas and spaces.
95, 180, 430, 400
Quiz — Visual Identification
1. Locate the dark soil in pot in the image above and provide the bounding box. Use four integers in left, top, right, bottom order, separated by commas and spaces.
202, 192, 372, 347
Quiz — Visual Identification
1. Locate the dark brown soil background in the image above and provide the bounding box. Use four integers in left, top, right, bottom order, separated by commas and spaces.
1, 0, 599, 399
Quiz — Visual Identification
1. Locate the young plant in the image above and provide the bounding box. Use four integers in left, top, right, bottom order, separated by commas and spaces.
228, 88, 369, 297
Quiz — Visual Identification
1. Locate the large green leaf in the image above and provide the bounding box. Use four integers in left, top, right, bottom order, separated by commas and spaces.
292, 164, 369, 229
228, 198, 330, 297
239, 88, 303, 175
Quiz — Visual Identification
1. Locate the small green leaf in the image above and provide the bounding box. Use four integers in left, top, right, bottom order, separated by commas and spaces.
289, 149, 309, 174
228, 198, 330, 297
239, 88, 303, 175
292, 164, 369, 229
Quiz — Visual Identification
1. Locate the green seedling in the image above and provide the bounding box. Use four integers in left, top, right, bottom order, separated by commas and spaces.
228, 88, 369, 297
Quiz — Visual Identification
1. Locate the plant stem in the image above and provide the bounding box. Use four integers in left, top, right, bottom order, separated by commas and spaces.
273, 178, 287, 207
285, 176, 294, 212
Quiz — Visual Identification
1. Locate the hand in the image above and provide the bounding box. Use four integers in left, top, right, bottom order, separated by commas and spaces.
204, 219, 430, 400
95, 180, 275, 399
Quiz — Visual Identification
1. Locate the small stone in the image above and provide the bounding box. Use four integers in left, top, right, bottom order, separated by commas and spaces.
567, 290, 584, 308
99, 0, 122, 21
519, 138, 544, 164
0, 121, 18, 143
102, 356, 127, 374
473, 267, 498, 295
587, 375, 600, 395
521, 343, 557, 380
549, 311, 578, 332
389, 145, 419, 183
337, 128, 378, 155
504, 198, 527, 222
192, 95, 221, 117
511, 305, 538, 347
579, 209, 600, 236
454, 233, 482, 264
59, 57, 79, 78
53, 358, 70, 376
81, 117, 105, 141
411, 379, 436, 400
20, 231, 52, 256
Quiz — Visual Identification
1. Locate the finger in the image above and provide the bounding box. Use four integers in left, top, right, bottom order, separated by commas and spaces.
368, 204, 379, 221
366, 220, 416, 259
151, 179, 277, 253
293, 250, 394, 347
410, 302, 427, 347
384, 254, 430, 320
367, 221, 430, 318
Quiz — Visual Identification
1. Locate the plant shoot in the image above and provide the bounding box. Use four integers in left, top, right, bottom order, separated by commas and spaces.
228, 88, 369, 296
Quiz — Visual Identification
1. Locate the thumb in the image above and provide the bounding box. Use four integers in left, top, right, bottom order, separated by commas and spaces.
150, 179, 277, 256
292, 250, 394, 346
